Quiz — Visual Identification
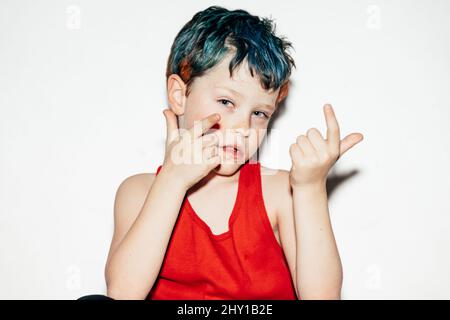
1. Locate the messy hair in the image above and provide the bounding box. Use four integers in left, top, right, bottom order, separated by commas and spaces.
165, 6, 296, 105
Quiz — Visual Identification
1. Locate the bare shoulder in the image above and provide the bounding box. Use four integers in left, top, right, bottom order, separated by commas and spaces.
113, 172, 160, 239
114, 172, 156, 214
260, 165, 290, 188
260, 165, 293, 219
261, 166, 292, 202
106, 172, 157, 267
117, 172, 156, 196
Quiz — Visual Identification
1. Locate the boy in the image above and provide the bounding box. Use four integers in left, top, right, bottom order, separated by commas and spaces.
103, 6, 363, 300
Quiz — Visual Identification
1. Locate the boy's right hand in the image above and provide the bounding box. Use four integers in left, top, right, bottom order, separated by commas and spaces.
160, 108, 222, 190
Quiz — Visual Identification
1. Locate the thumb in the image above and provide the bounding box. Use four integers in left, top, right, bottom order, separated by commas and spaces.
163, 108, 179, 146
339, 133, 364, 158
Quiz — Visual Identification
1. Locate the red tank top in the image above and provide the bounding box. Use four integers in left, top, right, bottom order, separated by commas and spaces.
147, 160, 298, 300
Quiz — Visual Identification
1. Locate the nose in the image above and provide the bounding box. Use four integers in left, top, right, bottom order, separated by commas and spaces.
230, 116, 251, 138
234, 126, 250, 138
206, 112, 251, 141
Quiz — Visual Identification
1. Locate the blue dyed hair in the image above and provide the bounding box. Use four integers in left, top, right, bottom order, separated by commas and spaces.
166, 6, 296, 104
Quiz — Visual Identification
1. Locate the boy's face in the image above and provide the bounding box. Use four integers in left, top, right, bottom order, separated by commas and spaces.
170, 52, 280, 176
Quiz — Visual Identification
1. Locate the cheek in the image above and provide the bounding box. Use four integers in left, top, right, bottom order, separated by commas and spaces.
254, 123, 268, 140
246, 128, 267, 154
184, 102, 216, 129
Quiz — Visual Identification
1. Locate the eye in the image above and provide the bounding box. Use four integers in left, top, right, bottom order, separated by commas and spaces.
253, 111, 270, 119
217, 99, 234, 107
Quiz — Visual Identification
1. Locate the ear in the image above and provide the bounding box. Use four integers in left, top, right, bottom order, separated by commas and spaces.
167, 74, 187, 116
276, 80, 290, 105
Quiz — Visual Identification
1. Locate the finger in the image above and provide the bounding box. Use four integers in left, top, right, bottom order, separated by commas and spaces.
200, 133, 218, 148
289, 143, 303, 164
206, 152, 221, 167
324, 104, 340, 154
190, 113, 221, 138
163, 108, 179, 146
306, 128, 328, 156
204, 146, 222, 170
296, 135, 316, 158
339, 133, 364, 157
203, 145, 219, 162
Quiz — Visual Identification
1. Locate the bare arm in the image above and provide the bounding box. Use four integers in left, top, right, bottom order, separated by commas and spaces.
288, 104, 363, 299
104, 109, 223, 300
104, 168, 188, 300
293, 182, 342, 299
276, 168, 340, 299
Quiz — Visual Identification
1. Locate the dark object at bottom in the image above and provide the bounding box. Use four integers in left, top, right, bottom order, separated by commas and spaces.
77, 294, 114, 300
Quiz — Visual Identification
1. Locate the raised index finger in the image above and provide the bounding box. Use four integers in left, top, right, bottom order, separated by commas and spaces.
324, 104, 340, 149
163, 108, 180, 146
190, 113, 221, 138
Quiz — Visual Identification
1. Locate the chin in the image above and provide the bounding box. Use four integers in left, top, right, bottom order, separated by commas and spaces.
212, 158, 247, 176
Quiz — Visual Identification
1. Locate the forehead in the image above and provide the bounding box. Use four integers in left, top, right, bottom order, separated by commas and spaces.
194, 52, 279, 103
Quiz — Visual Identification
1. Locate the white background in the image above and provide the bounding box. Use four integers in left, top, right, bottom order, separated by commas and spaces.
1, 0, 449, 299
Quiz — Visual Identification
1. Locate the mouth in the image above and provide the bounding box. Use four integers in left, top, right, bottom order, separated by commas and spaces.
221, 144, 244, 160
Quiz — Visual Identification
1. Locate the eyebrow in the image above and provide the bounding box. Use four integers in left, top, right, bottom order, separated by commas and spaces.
214, 86, 275, 110
214, 86, 243, 97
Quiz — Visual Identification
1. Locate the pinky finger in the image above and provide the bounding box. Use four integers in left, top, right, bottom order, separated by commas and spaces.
289, 143, 303, 163
208, 155, 221, 165
203, 145, 217, 160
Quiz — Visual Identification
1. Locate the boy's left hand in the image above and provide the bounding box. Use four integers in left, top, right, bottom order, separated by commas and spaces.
289, 104, 364, 188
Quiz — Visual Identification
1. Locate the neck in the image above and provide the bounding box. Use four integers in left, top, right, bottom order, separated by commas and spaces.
187, 163, 243, 194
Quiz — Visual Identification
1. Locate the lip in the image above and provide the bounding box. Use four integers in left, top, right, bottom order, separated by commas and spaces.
221, 144, 244, 159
